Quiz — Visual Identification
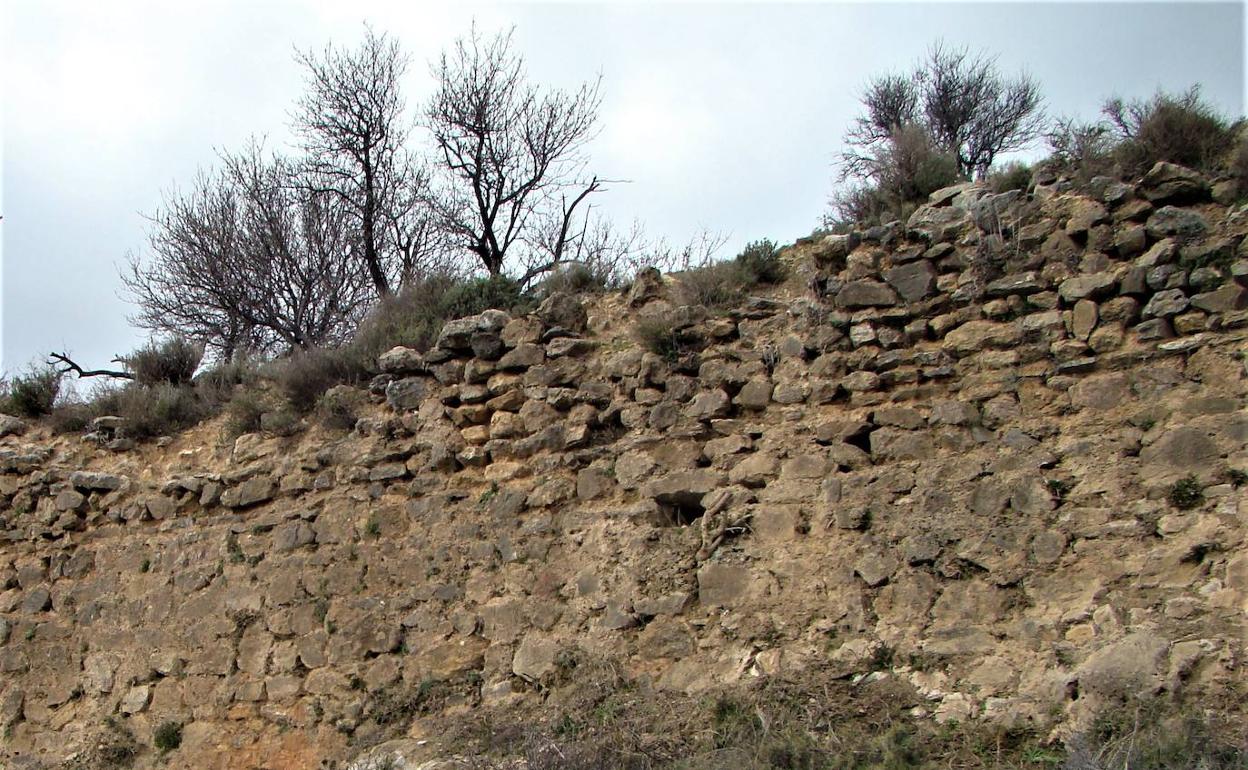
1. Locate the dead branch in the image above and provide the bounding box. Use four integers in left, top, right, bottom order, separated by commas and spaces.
48, 352, 134, 380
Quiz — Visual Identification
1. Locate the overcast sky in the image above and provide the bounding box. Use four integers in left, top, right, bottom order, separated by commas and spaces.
1, 1, 1244, 374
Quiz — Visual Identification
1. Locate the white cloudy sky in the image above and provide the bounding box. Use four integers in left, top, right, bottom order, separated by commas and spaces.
1, 1, 1244, 373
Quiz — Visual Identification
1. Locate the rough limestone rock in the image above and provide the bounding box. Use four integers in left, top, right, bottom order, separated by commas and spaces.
1074, 631, 1170, 701
836, 279, 899, 309
0, 414, 27, 437
883, 261, 937, 302
377, 346, 425, 375
1145, 206, 1208, 241
537, 291, 589, 333
1139, 162, 1210, 204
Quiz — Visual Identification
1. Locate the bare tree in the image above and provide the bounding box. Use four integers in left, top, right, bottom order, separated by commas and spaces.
427, 27, 605, 283
123, 144, 374, 359
294, 26, 441, 296
842, 42, 1044, 181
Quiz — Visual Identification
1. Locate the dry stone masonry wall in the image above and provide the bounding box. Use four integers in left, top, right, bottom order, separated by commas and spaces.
1, 161, 1246, 769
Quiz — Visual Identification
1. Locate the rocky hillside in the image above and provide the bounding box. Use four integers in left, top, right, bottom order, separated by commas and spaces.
1, 161, 1246, 769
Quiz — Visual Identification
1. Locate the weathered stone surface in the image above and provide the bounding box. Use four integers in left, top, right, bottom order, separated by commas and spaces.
1192, 283, 1248, 313
942, 321, 1023, 355
0, 415, 27, 437
1142, 289, 1190, 319
1065, 198, 1109, 234
883, 261, 937, 302
537, 292, 588, 333
645, 470, 726, 506
1140, 426, 1219, 472
512, 635, 559, 682
1075, 631, 1170, 700
1145, 206, 1208, 241
69, 471, 125, 491
697, 563, 750, 607
836, 279, 899, 309
385, 377, 429, 411
377, 346, 425, 375
1139, 162, 1209, 204
1058, 273, 1116, 302
986, 272, 1044, 298
221, 477, 275, 509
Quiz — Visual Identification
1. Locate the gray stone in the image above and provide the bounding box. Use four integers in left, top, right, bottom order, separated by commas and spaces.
537, 292, 588, 333
512, 635, 559, 681
1146, 206, 1208, 241
1192, 284, 1248, 313
1140, 162, 1210, 204
986, 271, 1044, 298
734, 378, 772, 411
273, 521, 317, 551
385, 377, 429, 411
1076, 631, 1170, 700
1058, 273, 1116, 302
883, 261, 937, 302
685, 389, 731, 420
836, 279, 899, 309
0, 415, 27, 437
69, 471, 125, 491
221, 477, 275, 509
377, 346, 425, 375
1139, 426, 1219, 471
645, 469, 727, 507
697, 563, 750, 607
1142, 289, 1190, 319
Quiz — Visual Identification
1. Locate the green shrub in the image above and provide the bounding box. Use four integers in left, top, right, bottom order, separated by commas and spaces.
270, 347, 369, 414
635, 317, 685, 361
678, 261, 750, 310
193, 358, 260, 411
987, 161, 1033, 193
831, 124, 962, 227
316, 386, 364, 432
1046, 117, 1117, 180
1229, 127, 1248, 200
352, 274, 532, 361
1104, 86, 1238, 174
152, 720, 183, 753
48, 401, 94, 434
224, 389, 268, 438
121, 337, 203, 386
734, 239, 785, 285
440, 274, 532, 320
1168, 475, 1204, 510
1, 365, 61, 418
539, 262, 608, 296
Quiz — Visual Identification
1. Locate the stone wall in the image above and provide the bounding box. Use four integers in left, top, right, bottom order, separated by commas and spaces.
1, 161, 1246, 769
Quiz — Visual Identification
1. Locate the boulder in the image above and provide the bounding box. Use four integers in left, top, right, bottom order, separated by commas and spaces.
1139, 162, 1210, 204
836, 279, 899, 309
627, 267, 664, 307
1145, 206, 1208, 241
385, 377, 429, 411
907, 204, 970, 242
1058, 273, 1116, 302
377, 346, 424, 375
986, 271, 1044, 298
537, 291, 588, 333
69, 471, 125, 491
1065, 198, 1109, 235
883, 261, 937, 302
1142, 289, 1190, 319
942, 320, 1023, 356
435, 310, 510, 351
0, 415, 27, 437
1075, 631, 1170, 700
